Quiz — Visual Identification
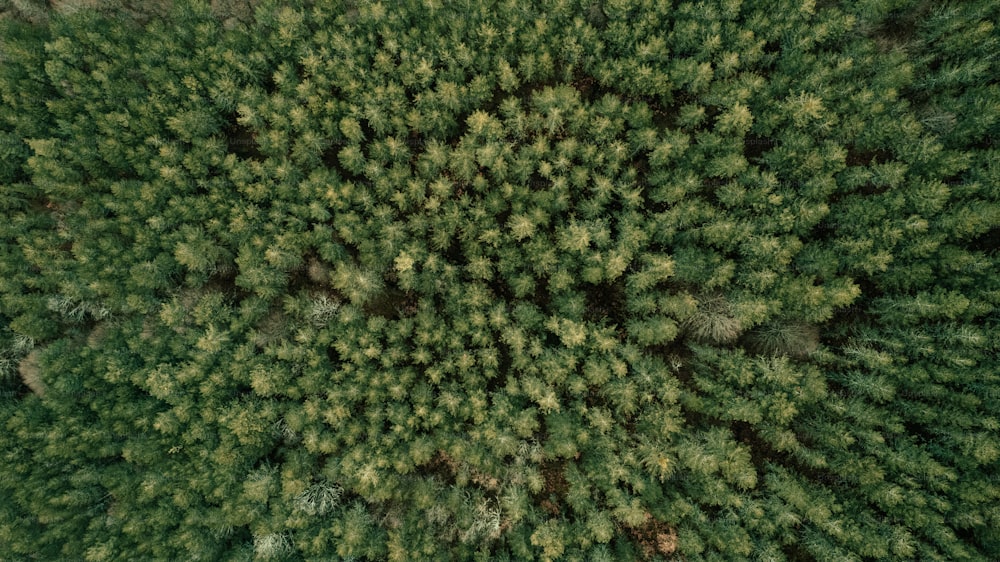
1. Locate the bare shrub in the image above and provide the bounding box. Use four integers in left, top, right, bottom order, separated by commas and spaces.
306, 258, 331, 285
252, 308, 288, 348
18, 349, 46, 397
460, 498, 503, 544
306, 294, 341, 327
682, 295, 743, 344
87, 323, 110, 347
746, 321, 820, 358
252, 532, 291, 560
626, 512, 678, 559
293, 481, 343, 516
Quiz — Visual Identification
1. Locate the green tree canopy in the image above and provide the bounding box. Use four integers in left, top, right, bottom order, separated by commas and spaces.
0, 0, 997, 560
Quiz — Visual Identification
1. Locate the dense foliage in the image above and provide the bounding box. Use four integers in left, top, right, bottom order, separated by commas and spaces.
1, 0, 997, 559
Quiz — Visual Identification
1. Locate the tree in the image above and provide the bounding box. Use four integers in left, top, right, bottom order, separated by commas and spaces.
1, 0, 998, 559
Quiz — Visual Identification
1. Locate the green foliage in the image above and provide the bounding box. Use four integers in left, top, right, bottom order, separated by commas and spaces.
0, 0, 997, 560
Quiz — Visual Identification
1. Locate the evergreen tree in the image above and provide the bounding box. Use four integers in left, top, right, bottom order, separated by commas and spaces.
0, 0, 997, 559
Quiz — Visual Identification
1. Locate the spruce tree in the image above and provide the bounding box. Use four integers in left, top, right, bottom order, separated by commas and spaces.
0, 0, 996, 559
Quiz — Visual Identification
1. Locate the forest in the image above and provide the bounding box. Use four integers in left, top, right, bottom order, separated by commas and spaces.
0, 0, 997, 560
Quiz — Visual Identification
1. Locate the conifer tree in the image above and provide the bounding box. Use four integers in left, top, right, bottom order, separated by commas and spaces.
0, 0, 997, 559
